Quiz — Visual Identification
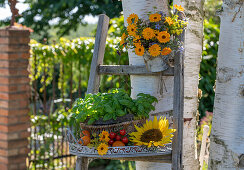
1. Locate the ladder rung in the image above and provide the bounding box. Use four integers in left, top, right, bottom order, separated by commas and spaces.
98, 65, 174, 76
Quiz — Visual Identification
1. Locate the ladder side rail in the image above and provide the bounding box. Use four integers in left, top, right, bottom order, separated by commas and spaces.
172, 28, 185, 170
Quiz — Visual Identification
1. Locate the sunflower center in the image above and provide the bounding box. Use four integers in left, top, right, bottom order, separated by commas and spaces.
139, 48, 141, 52
140, 129, 162, 143
154, 17, 157, 19
162, 35, 166, 39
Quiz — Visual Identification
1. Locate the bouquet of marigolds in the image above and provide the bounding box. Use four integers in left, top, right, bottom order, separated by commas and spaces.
119, 4, 187, 58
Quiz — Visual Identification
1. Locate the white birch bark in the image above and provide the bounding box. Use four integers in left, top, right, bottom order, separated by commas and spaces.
208, 0, 244, 169
173, 1, 205, 170
122, 0, 172, 169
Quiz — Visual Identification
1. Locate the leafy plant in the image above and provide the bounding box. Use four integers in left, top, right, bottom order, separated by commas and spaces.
70, 89, 158, 125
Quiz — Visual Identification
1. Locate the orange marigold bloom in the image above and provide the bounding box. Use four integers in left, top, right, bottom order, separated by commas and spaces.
127, 24, 137, 37
135, 45, 145, 56
133, 35, 141, 46
149, 44, 161, 57
142, 28, 155, 40
149, 13, 161, 22
120, 33, 127, 46
127, 13, 139, 25
161, 47, 172, 55
165, 17, 173, 26
174, 4, 184, 12
157, 31, 170, 43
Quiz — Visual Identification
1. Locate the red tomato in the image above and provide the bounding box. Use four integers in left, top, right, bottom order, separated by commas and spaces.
119, 129, 126, 136
108, 139, 114, 145
122, 137, 129, 144
109, 132, 117, 139
115, 135, 121, 141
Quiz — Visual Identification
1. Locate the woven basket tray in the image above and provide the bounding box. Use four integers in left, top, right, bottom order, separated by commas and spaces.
80, 119, 146, 135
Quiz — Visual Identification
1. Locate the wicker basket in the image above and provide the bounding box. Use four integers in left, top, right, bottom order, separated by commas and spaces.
80, 119, 146, 135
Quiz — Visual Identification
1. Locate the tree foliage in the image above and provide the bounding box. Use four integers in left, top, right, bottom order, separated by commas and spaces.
0, 0, 122, 40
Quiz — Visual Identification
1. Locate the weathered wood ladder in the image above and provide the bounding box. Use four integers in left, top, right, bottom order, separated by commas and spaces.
76, 14, 184, 170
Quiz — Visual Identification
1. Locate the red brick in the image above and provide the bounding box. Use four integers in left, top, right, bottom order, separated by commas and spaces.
0, 37, 30, 45
0, 69, 29, 77
0, 59, 29, 68
0, 116, 18, 125
0, 141, 8, 149
0, 132, 18, 140
18, 162, 27, 170
0, 29, 30, 37
9, 164, 18, 170
8, 140, 28, 149
19, 147, 29, 155
18, 115, 30, 123
0, 93, 30, 100
19, 131, 30, 138
0, 162, 7, 169
0, 44, 30, 53
8, 123, 29, 133
0, 108, 29, 116
0, 76, 30, 85
0, 84, 30, 93
0, 52, 30, 60
0, 148, 19, 157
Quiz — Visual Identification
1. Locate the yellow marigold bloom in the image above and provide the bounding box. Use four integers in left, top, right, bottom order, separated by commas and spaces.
99, 131, 110, 142
149, 13, 161, 22
129, 116, 176, 147
142, 28, 155, 40
174, 4, 184, 12
135, 45, 145, 56
165, 17, 173, 26
157, 31, 170, 43
127, 24, 137, 37
149, 44, 161, 57
154, 30, 160, 36
97, 143, 108, 156
127, 13, 139, 25
120, 33, 127, 46
161, 47, 172, 55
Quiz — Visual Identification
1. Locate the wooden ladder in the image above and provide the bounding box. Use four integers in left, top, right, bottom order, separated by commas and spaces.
75, 14, 184, 170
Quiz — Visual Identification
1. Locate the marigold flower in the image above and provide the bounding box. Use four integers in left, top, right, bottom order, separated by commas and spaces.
120, 33, 127, 46
127, 24, 137, 37
99, 131, 110, 142
142, 28, 155, 40
165, 17, 173, 26
135, 45, 145, 56
174, 4, 184, 12
149, 13, 161, 22
133, 35, 141, 46
161, 47, 172, 55
157, 31, 170, 43
149, 44, 161, 57
127, 13, 139, 25
97, 143, 108, 156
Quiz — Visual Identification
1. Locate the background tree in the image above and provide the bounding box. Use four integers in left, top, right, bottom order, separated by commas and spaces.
0, 0, 122, 40
208, 0, 244, 169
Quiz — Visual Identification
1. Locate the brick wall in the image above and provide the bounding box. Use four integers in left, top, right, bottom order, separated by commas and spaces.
0, 28, 30, 170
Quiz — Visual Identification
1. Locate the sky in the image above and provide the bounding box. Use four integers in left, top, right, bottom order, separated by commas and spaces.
0, 1, 98, 24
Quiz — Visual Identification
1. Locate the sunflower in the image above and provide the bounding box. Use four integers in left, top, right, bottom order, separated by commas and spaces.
99, 131, 110, 142
161, 47, 172, 55
148, 44, 161, 57
97, 143, 108, 156
127, 13, 139, 25
135, 45, 145, 56
142, 28, 155, 40
174, 4, 184, 12
127, 24, 137, 37
149, 13, 161, 22
120, 33, 127, 46
129, 116, 176, 147
165, 17, 173, 26
157, 31, 170, 43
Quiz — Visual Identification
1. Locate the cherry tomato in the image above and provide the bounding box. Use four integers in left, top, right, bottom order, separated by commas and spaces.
122, 137, 129, 144
108, 139, 114, 145
115, 135, 121, 141
119, 129, 126, 136
109, 132, 117, 139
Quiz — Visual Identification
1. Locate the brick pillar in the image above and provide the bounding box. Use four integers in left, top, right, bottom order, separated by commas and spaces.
0, 28, 30, 170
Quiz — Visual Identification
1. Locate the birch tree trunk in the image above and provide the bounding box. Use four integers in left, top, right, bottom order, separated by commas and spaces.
122, 0, 172, 169
173, 1, 205, 170
208, 0, 244, 169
